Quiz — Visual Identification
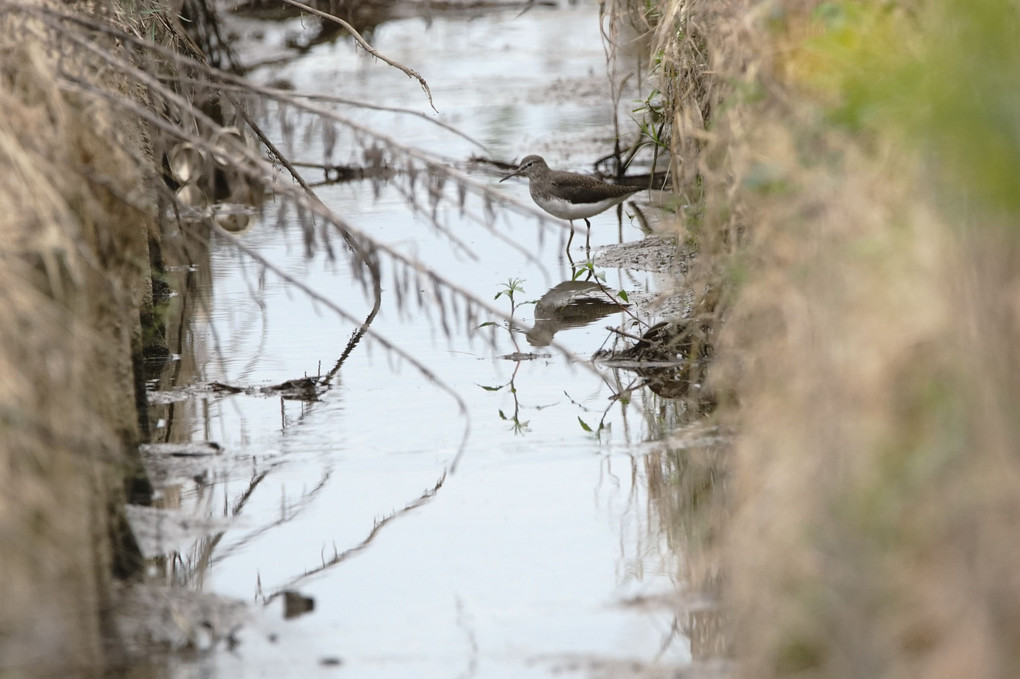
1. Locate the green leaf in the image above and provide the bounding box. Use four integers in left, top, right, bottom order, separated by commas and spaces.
578, 417, 593, 432
617, 290, 629, 302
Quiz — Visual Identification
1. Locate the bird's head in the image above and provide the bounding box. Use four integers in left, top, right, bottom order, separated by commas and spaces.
499, 155, 547, 182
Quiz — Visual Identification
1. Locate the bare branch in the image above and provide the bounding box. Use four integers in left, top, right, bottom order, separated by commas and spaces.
262, 471, 447, 602
279, 0, 437, 113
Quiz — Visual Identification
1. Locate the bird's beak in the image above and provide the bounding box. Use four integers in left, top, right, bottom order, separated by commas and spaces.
498, 165, 525, 183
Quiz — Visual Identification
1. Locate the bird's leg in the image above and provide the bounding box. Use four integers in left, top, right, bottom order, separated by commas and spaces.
584, 218, 592, 252
567, 220, 575, 252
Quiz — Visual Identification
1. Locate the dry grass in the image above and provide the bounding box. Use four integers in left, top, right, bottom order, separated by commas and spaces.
647, 0, 1020, 676
0, 1, 154, 674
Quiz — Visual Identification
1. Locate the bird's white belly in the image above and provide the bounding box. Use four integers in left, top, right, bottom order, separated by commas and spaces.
532, 192, 629, 221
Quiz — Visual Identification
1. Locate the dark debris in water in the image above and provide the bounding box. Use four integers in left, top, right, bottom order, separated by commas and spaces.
500, 351, 549, 361
595, 320, 715, 403
262, 376, 323, 400
282, 590, 315, 619
209, 381, 244, 394
168, 377, 326, 401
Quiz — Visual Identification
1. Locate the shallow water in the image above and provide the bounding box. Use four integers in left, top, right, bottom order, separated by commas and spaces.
141, 3, 715, 677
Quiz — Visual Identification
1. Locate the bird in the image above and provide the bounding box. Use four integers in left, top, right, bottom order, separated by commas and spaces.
499, 155, 643, 251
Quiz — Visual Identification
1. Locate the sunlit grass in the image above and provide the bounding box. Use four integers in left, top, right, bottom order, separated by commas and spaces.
793, 0, 1020, 212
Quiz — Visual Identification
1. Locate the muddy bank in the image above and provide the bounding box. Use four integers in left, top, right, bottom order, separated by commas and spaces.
0, 3, 157, 675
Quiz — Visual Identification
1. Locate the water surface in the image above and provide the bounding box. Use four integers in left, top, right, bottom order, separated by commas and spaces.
145, 3, 705, 677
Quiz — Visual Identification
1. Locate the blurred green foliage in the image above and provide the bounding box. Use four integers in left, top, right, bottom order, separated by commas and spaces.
804, 0, 1020, 214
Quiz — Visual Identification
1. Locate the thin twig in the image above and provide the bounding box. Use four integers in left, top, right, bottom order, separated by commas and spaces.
167, 76, 486, 150
262, 471, 447, 602
279, 0, 437, 112
230, 100, 384, 387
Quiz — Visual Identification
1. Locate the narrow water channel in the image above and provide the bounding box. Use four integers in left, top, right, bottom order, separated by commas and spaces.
139, 3, 718, 677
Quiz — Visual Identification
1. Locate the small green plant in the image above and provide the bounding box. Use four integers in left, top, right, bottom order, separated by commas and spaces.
497, 365, 529, 435
578, 416, 610, 435
570, 260, 604, 283
570, 262, 636, 319
479, 277, 532, 352
565, 389, 612, 440
493, 277, 528, 315
479, 368, 529, 435
632, 88, 669, 152
477, 279, 536, 434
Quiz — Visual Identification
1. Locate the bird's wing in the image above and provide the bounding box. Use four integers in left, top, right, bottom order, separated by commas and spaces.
549, 174, 639, 203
